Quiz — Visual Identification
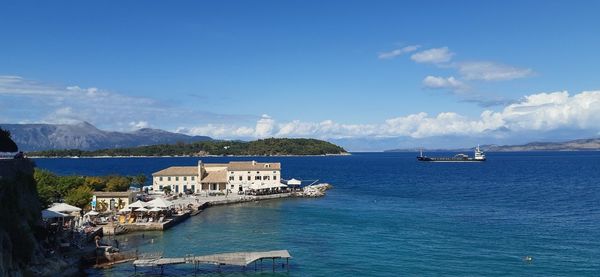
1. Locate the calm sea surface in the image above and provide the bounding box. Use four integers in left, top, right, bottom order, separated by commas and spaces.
34, 152, 600, 276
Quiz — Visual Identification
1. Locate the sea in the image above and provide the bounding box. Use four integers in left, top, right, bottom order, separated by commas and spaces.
34, 152, 600, 276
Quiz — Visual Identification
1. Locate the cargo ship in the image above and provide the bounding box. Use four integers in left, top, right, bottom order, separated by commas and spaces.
417, 145, 486, 162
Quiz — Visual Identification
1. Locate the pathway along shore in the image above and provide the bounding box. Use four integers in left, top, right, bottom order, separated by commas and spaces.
102, 183, 333, 236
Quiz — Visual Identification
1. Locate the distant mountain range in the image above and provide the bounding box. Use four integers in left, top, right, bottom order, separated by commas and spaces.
0, 122, 212, 151
385, 138, 600, 152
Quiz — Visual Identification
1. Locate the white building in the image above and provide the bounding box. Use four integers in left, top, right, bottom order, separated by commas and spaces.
152, 160, 283, 194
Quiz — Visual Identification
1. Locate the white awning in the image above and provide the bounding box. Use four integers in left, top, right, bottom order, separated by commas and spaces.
84, 210, 100, 216
147, 198, 173, 209
135, 207, 149, 212
149, 207, 163, 212
128, 200, 148, 208
250, 183, 287, 190
287, 178, 301, 186
48, 203, 81, 213
42, 209, 67, 219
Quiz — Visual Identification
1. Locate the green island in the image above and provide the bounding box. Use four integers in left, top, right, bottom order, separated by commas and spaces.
28, 138, 349, 157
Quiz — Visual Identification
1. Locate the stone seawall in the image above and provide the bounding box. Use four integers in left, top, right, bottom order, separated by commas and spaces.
206, 193, 292, 207
105, 212, 191, 235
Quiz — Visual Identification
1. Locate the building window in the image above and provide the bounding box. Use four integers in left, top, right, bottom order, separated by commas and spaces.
184, 176, 187, 181
183, 185, 187, 191
247, 176, 251, 181
168, 177, 171, 181
247, 171, 250, 174
231, 184, 234, 189
255, 176, 261, 180
159, 177, 163, 181
230, 171, 234, 174
175, 176, 179, 181
159, 185, 163, 190
192, 176, 195, 181
175, 185, 179, 193
264, 176, 270, 180
273, 176, 277, 180
265, 164, 270, 168
239, 176, 242, 181
191, 185, 195, 192
229, 176, 234, 181
256, 171, 260, 174
273, 171, 276, 174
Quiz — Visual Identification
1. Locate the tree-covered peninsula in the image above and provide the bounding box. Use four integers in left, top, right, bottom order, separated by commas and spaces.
28, 138, 349, 157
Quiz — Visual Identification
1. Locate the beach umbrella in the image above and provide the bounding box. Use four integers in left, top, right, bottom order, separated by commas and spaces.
149, 207, 163, 212
136, 207, 149, 212
84, 210, 99, 217
147, 198, 172, 209
48, 203, 81, 213
118, 207, 132, 213
128, 200, 148, 208
42, 209, 68, 219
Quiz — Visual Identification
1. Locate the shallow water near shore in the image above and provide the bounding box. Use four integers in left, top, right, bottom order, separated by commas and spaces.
35, 152, 600, 276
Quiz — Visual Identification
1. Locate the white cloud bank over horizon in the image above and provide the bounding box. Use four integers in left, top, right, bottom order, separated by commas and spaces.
2, 75, 599, 147
178, 90, 600, 141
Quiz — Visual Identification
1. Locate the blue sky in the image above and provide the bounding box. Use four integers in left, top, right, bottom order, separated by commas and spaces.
1, 1, 600, 150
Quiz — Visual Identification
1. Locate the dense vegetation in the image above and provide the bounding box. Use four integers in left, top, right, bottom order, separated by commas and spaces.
0, 127, 18, 152
34, 169, 146, 209
28, 138, 348, 157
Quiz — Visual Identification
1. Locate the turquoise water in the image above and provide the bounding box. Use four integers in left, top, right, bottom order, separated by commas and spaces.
35, 152, 600, 276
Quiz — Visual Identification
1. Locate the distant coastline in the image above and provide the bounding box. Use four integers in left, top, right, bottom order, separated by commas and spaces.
29, 152, 352, 159
384, 137, 600, 152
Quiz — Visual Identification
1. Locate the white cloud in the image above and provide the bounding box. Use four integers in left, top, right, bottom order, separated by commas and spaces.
254, 114, 275, 138
179, 90, 600, 140
0, 75, 248, 130
410, 47, 454, 64
457, 61, 533, 81
378, 45, 420, 59
129, 121, 150, 130
422, 76, 466, 90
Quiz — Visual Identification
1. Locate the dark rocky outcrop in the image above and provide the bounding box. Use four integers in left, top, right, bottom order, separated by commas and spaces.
0, 128, 18, 152
0, 159, 42, 276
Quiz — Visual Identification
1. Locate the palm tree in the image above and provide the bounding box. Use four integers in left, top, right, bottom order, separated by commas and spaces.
117, 198, 125, 209
97, 200, 108, 211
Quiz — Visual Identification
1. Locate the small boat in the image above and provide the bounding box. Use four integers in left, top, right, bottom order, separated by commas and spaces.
417, 145, 486, 162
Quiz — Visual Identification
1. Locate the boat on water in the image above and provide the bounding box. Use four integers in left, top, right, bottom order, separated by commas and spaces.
417, 145, 486, 162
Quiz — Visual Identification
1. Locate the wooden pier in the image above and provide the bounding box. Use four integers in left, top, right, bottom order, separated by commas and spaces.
133, 250, 291, 273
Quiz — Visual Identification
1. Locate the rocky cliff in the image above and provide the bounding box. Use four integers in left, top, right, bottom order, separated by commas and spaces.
0, 159, 43, 277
